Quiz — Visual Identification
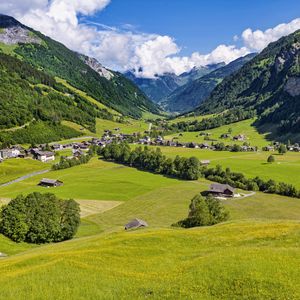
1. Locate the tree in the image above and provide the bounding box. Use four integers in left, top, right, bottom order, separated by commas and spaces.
278, 144, 287, 155
0, 192, 80, 244
175, 194, 229, 228
267, 155, 275, 163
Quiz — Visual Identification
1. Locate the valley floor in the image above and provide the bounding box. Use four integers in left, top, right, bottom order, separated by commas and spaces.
1, 118, 300, 299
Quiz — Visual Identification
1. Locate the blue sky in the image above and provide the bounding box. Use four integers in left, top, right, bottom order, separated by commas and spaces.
89, 0, 300, 55
4, 0, 300, 77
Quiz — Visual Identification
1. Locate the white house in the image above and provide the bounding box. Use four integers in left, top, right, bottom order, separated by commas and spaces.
35, 151, 55, 162
0, 148, 20, 159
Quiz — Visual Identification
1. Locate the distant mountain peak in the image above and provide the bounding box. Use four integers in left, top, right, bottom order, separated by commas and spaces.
0, 14, 41, 45
77, 53, 114, 80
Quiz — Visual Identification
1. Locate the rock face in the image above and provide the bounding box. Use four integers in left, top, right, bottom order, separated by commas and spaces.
0, 15, 41, 45
284, 77, 300, 97
78, 54, 114, 80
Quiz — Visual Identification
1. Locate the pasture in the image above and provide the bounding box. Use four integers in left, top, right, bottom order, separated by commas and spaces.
165, 118, 270, 147
142, 146, 300, 189
0, 158, 49, 185
1, 221, 300, 299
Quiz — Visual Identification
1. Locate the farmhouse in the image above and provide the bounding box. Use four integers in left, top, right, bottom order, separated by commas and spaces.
35, 151, 55, 162
233, 134, 246, 141
38, 178, 63, 187
125, 219, 148, 230
0, 148, 20, 159
200, 160, 211, 166
208, 183, 235, 197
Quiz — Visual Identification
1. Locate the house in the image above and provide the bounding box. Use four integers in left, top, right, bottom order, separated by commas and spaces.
220, 133, 230, 139
0, 148, 20, 159
38, 178, 63, 187
264, 146, 275, 151
200, 160, 211, 166
35, 151, 55, 162
208, 183, 235, 197
52, 144, 63, 151
233, 134, 246, 141
125, 219, 148, 230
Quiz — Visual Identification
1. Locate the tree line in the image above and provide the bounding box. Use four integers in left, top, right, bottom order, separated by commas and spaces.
99, 142, 300, 199
52, 152, 93, 170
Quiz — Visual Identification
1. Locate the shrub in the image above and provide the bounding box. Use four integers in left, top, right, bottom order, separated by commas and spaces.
0, 192, 80, 244
267, 155, 275, 163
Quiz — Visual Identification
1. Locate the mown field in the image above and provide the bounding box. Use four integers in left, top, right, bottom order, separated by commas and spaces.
165, 118, 270, 147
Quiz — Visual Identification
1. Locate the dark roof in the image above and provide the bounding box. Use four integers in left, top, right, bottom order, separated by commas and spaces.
36, 151, 54, 157
125, 219, 148, 230
209, 183, 235, 193
40, 178, 61, 185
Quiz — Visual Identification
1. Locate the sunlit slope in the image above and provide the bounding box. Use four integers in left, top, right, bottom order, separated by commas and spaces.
1, 221, 300, 299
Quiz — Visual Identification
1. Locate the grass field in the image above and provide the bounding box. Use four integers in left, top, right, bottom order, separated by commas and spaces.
0, 158, 49, 185
140, 146, 300, 189
165, 118, 270, 147
1, 221, 300, 299
1, 154, 300, 298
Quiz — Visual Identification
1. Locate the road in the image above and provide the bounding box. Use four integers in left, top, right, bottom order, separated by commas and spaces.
0, 169, 50, 187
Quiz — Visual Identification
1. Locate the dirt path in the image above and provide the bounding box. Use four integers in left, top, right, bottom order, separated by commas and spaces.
0, 169, 50, 187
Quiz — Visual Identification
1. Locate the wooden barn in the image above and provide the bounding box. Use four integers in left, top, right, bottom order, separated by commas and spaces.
38, 178, 63, 187
208, 183, 235, 197
125, 219, 148, 230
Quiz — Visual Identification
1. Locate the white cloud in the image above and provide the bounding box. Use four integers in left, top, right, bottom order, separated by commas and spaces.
2, 1, 300, 78
241, 18, 300, 51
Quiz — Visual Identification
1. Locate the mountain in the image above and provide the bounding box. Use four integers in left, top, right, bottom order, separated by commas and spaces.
124, 63, 223, 103
0, 14, 159, 119
161, 53, 256, 113
195, 30, 300, 139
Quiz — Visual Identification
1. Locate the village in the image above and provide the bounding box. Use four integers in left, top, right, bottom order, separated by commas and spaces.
1, 127, 300, 165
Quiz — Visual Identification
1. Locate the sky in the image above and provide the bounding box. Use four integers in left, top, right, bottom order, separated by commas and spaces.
1, 0, 300, 78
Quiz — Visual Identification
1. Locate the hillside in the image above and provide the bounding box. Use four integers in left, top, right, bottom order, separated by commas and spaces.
195, 30, 300, 140
124, 63, 222, 103
161, 53, 256, 113
1, 221, 300, 299
0, 14, 159, 118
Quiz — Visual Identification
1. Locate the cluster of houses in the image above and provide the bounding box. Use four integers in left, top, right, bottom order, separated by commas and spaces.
220, 133, 247, 141
263, 142, 300, 152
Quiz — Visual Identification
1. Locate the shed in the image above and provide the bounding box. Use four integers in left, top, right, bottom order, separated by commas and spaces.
125, 219, 148, 230
39, 178, 63, 187
208, 183, 235, 197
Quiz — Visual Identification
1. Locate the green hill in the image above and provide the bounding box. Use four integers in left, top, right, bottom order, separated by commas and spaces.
195, 30, 300, 141
161, 53, 256, 113
1, 220, 300, 299
0, 14, 159, 119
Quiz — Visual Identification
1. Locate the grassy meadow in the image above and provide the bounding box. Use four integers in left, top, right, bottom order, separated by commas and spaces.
1, 221, 300, 299
165, 118, 271, 147
0, 158, 49, 185
1, 116, 300, 298
140, 146, 300, 188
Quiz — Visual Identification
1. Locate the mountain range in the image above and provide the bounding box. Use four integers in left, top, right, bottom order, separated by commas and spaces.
160, 53, 256, 113
124, 63, 223, 103
0, 14, 158, 119
195, 29, 300, 139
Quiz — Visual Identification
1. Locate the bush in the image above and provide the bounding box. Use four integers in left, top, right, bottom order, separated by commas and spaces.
175, 195, 229, 228
0, 192, 80, 243
267, 155, 275, 163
